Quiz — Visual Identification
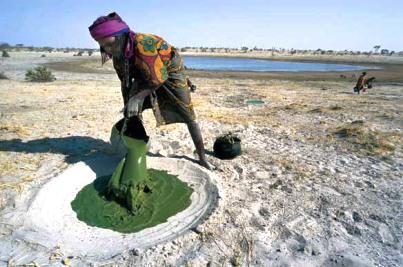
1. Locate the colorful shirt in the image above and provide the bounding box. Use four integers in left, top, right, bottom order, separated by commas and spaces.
112, 32, 195, 126
134, 33, 173, 86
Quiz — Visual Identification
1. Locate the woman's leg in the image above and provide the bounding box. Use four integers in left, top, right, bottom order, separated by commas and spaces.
186, 120, 211, 170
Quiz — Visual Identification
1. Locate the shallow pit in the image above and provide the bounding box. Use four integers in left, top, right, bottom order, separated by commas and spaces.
12, 156, 220, 260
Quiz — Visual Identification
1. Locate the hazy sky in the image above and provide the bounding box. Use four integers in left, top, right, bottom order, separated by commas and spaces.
1, 0, 402, 51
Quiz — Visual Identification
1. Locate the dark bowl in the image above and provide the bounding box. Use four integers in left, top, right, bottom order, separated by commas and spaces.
113, 117, 149, 143
113, 118, 125, 133
213, 136, 241, 159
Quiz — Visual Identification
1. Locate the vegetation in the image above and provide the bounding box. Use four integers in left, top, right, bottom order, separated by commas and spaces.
0, 42, 10, 49
2, 50, 10, 57
0, 42, 402, 58
241, 46, 248, 53
0, 72, 8, 79
25, 66, 56, 82
333, 122, 400, 156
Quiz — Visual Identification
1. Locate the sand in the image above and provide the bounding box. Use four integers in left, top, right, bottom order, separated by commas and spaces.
0, 52, 402, 266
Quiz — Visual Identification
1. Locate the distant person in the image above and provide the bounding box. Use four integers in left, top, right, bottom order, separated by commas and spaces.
88, 12, 210, 169
364, 77, 376, 91
354, 72, 367, 94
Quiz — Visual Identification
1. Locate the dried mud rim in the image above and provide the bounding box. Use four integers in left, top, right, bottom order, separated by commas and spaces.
14, 156, 220, 260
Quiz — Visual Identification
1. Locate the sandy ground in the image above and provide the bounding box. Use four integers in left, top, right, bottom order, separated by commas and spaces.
0, 52, 402, 266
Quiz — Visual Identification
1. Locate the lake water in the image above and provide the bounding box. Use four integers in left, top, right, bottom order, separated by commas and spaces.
183, 56, 373, 72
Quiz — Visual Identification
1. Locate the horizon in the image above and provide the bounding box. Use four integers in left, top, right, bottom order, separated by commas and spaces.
1, 0, 402, 52
0, 43, 399, 54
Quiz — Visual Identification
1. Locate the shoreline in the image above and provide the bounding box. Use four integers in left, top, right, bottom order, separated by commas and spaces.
180, 51, 403, 65
44, 55, 403, 83
183, 54, 380, 67
185, 65, 403, 84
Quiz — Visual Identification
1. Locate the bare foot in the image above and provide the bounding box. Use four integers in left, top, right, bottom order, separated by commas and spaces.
199, 159, 215, 170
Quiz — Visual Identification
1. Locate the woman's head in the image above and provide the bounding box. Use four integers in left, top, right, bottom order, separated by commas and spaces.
89, 12, 129, 40
98, 34, 126, 59
88, 12, 130, 62
98, 36, 116, 53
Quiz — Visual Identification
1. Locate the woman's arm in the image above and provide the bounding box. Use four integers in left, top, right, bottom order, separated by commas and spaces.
121, 81, 130, 105
112, 57, 131, 105
124, 81, 161, 118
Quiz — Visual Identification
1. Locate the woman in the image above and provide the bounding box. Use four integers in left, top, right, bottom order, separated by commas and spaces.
89, 12, 210, 169
354, 72, 367, 94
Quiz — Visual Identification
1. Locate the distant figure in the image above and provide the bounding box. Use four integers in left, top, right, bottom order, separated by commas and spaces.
364, 77, 376, 91
354, 72, 367, 94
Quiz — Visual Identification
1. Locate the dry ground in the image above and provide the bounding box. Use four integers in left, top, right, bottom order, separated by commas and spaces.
0, 53, 402, 266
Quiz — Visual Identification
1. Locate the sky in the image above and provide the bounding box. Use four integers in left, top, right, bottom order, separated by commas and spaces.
0, 0, 402, 51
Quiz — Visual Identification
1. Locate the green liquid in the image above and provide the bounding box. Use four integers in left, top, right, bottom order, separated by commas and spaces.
71, 169, 193, 233
246, 99, 265, 105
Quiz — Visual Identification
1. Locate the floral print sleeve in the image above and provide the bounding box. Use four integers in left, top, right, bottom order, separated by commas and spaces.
134, 33, 173, 87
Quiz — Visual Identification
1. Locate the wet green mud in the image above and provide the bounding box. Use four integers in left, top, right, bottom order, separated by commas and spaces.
71, 169, 193, 233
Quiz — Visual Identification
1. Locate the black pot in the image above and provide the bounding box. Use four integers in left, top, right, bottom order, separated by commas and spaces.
213, 135, 241, 159
113, 117, 149, 143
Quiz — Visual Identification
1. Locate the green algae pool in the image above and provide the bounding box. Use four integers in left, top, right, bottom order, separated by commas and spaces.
71, 169, 193, 233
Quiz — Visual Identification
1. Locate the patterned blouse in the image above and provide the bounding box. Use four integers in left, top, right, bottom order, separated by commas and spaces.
112, 33, 194, 125
113, 33, 175, 93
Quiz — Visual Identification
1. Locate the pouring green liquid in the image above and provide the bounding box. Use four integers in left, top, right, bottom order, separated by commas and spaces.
71, 118, 193, 233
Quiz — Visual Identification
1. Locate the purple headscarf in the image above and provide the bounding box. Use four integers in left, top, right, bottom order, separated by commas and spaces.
89, 12, 135, 59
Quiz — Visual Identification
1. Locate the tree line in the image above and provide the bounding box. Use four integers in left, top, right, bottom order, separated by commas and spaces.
1, 42, 402, 57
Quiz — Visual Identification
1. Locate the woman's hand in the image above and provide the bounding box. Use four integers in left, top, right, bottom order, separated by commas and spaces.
124, 83, 161, 118
124, 96, 143, 118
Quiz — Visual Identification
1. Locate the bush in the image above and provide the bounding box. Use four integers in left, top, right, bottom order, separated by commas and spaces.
25, 66, 56, 82
0, 72, 8, 80
2, 50, 10, 57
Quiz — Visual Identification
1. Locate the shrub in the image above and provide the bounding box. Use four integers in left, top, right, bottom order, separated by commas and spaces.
333, 122, 400, 156
2, 50, 10, 57
0, 72, 8, 79
25, 66, 56, 82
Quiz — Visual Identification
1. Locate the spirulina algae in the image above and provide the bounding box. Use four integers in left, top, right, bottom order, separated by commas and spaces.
71, 169, 193, 233
71, 118, 193, 233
